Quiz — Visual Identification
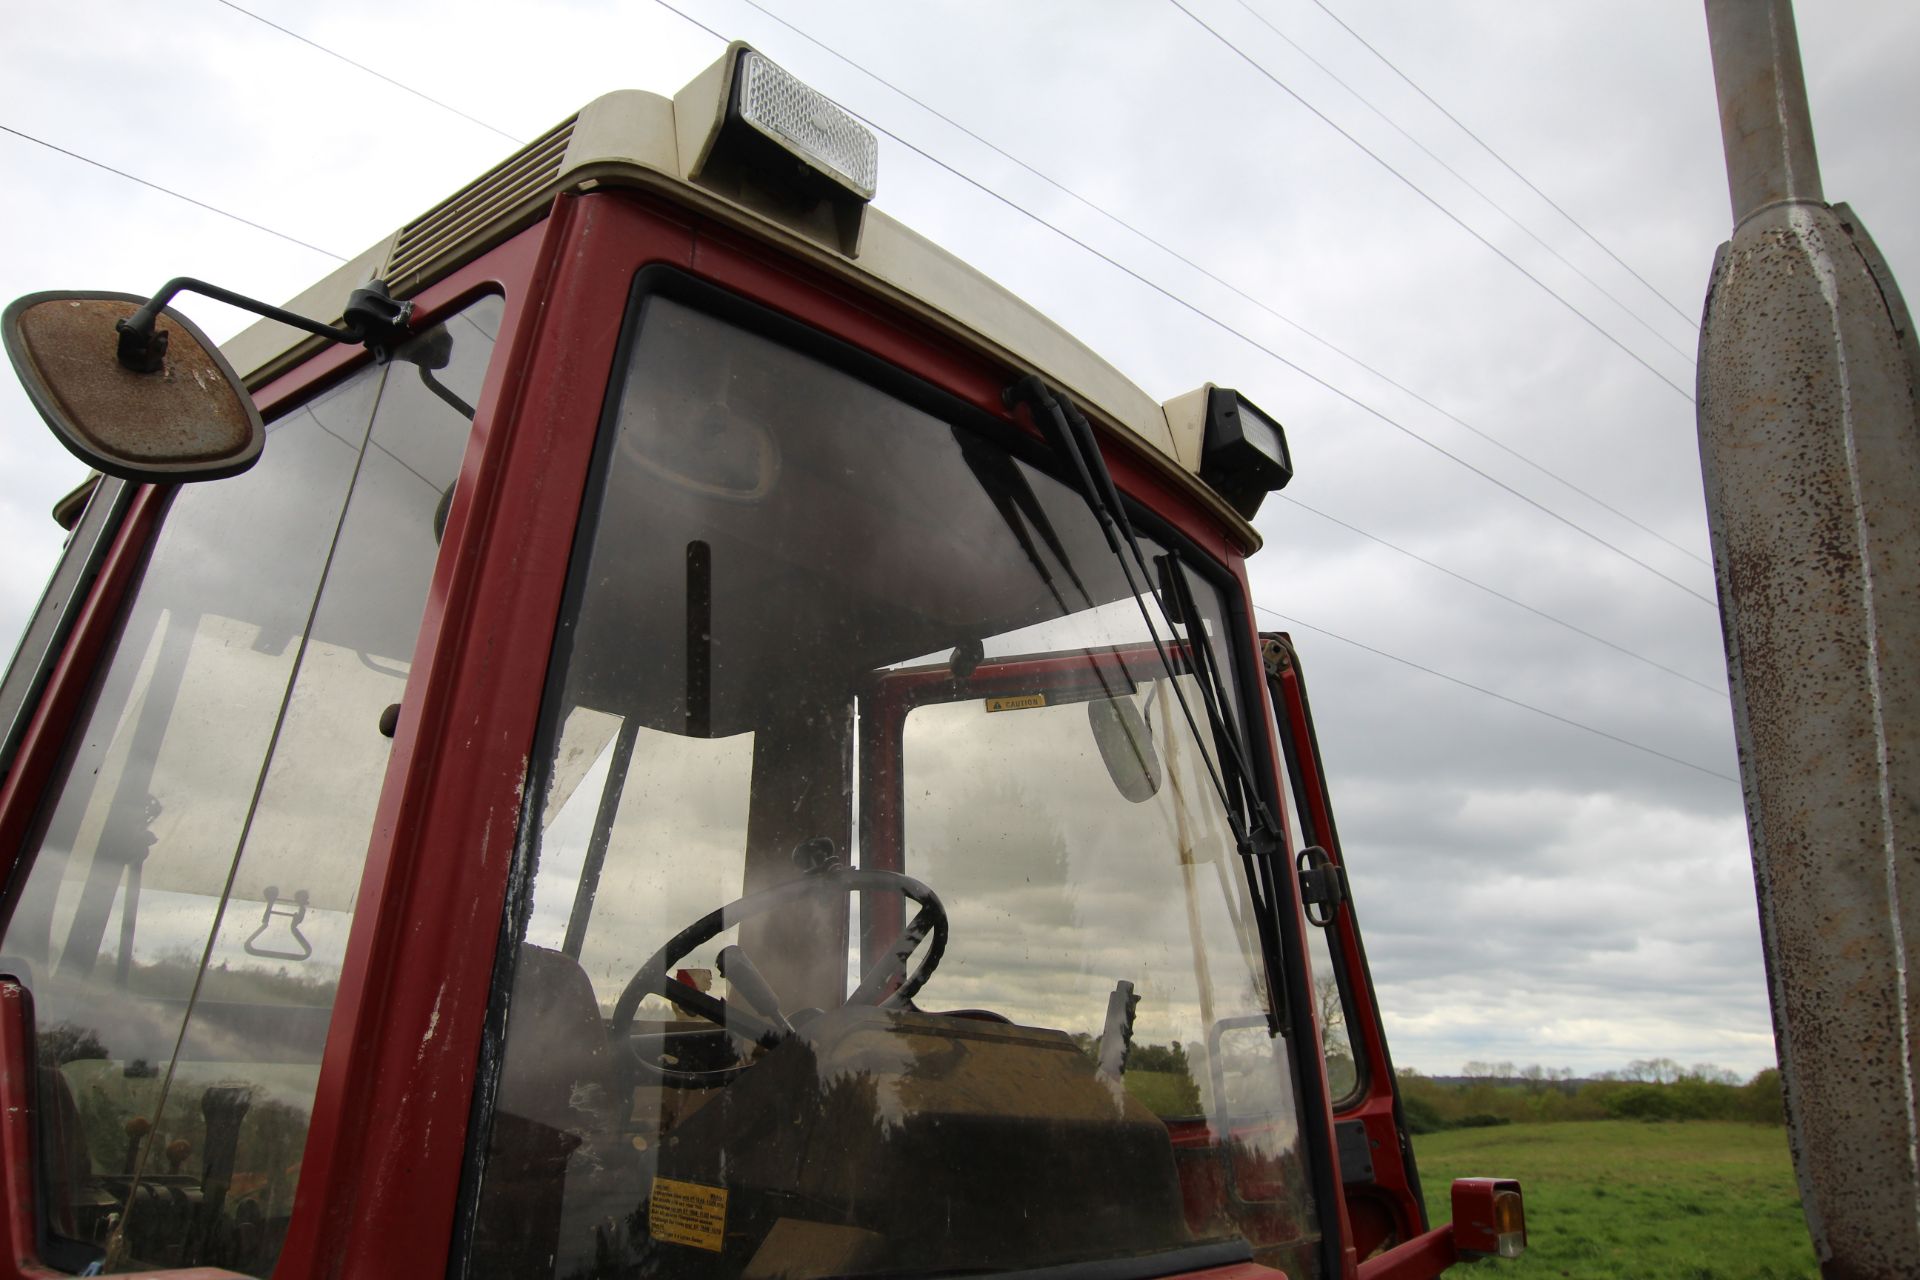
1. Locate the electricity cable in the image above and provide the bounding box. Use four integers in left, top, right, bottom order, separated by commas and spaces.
208, 0, 525, 145
728, 0, 1711, 571
1277, 494, 1726, 697
1252, 604, 1737, 783
204, 0, 1714, 600
5, 14, 1732, 788
1168, 0, 1694, 403
1232, 0, 1693, 363
12, 10, 1723, 702
1306, 0, 1699, 329
652, 0, 1714, 609
0, 123, 348, 262
689, 2, 1718, 608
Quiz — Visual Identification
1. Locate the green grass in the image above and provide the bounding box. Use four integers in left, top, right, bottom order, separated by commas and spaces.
1412, 1121, 1817, 1280
1124, 1068, 1202, 1116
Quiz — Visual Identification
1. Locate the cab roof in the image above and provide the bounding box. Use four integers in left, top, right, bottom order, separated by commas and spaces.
223, 45, 1257, 551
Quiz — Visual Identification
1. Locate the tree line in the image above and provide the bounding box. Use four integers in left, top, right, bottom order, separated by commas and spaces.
1395, 1059, 1785, 1132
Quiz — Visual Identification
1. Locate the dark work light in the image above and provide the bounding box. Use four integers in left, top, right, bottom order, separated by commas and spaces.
1199, 387, 1292, 520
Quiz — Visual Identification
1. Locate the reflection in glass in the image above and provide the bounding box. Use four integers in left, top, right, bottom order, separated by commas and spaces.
0, 296, 501, 1275
1272, 726, 1362, 1106
1307, 922, 1361, 1103
472, 296, 1321, 1279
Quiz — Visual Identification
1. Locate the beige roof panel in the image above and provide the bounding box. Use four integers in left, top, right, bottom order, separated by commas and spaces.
222, 47, 1257, 550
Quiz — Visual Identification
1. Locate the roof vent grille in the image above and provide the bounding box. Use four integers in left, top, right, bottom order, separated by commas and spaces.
384, 115, 578, 290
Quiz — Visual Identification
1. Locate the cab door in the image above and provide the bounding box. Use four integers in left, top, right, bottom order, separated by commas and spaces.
0, 286, 510, 1278
1262, 632, 1427, 1261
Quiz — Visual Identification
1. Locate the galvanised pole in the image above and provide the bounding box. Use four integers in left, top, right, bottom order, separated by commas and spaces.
1699, 2, 1920, 1274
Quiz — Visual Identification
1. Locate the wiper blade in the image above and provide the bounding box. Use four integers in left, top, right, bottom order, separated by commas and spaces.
1003, 378, 1255, 804
1159, 549, 1276, 840
1160, 549, 1289, 1004
1001, 379, 1287, 951
952, 426, 1088, 615
1005, 377, 1135, 560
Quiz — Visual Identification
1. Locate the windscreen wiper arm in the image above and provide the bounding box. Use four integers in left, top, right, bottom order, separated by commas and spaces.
1002, 376, 1263, 824
952, 426, 1088, 615
1003, 377, 1287, 1024
1160, 548, 1290, 996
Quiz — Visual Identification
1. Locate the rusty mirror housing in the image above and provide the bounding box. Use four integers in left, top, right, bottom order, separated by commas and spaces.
4, 290, 264, 483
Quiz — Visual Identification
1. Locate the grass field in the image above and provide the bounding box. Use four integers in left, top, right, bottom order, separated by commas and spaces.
1411, 1121, 1817, 1280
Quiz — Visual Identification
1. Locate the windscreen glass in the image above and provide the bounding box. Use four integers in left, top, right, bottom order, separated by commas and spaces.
469, 293, 1320, 1279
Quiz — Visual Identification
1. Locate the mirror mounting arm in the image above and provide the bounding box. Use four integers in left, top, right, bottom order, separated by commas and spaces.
114, 276, 413, 372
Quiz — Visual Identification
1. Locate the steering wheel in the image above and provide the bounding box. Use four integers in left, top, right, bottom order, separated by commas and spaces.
607, 869, 947, 1086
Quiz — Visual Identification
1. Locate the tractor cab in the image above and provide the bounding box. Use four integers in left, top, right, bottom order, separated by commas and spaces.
461, 287, 1317, 1277
0, 44, 1519, 1280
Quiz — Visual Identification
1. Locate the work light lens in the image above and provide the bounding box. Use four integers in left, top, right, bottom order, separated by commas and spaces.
1236, 401, 1286, 468
736, 51, 878, 201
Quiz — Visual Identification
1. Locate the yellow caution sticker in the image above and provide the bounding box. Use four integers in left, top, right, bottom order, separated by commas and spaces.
984, 693, 1047, 713
650, 1176, 728, 1252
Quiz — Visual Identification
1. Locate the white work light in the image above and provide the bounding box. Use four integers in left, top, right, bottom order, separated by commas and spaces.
732, 51, 878, 203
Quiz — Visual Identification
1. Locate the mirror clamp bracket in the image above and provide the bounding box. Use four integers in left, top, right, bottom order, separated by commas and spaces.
114, 276, 414, 373
344, 283, 415, 360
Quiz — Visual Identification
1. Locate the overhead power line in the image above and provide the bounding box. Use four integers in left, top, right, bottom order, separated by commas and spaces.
1278, 494, 1726, 697
61, 0, 1717, 622
16, 129, 1729, 719
1232, 0, 1694, 365
209, 0, 525, 145
657, 1, 1730, 784
1307, 0, 1700, 329
1168, 0, 1694, 403
1254, 604, 1737, 783
211, 0, 1711, 603
80, 0, 1720, 679
731, 0, 1710, 573
0, 123, 348, 261
653, 0, 1714, 609
11, 11, 1730, 788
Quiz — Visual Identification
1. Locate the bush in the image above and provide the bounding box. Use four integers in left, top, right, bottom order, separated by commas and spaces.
1390, 1062, 1786, 1129
1605, 1084, 1684, 1121
1400, 1092, 1445, 1135
1736, 1068, 1786, 1124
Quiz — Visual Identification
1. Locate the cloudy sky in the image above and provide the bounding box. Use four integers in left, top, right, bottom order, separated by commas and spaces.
3, 0, 1914, 1080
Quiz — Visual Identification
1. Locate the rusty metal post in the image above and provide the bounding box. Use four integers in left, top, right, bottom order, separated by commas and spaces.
1699, 2, 1920, 1274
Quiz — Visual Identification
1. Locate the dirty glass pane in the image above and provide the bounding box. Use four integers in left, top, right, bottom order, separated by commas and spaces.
900, 679, 1249, 1047
471, 295, 1319, 1279
898, 657, 1317, 1276
0, 295, 501, 1275
1307, 925, 1360, 1103
524, 714, 756, 999
1271, 716, 1361, 1106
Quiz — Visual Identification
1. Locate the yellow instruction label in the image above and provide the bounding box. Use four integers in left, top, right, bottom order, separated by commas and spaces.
984, 694, 1047, 713
650, 1176, 728, 1252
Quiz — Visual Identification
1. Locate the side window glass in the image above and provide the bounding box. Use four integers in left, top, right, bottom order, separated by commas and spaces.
1306, 927, 1360, 1103
0, 295, 501, 1275
1273, 725, 1361, 1105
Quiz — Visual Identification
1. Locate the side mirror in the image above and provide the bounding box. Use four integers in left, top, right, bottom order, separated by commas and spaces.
4, 291, 264, 483
1088, 695, 1162, 804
